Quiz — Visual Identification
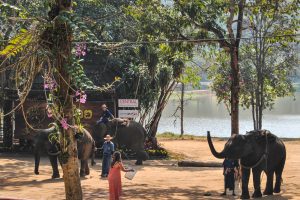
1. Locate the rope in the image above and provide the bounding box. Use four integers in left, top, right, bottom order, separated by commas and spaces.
241, 132, 269, 169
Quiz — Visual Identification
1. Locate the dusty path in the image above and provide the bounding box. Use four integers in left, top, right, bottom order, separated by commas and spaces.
0, 139, 299, 200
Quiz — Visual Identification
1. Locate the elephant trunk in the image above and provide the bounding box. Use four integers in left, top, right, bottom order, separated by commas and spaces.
207, 131, 225, 159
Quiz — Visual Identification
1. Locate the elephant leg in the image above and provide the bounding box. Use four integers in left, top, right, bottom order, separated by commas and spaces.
85, 160, 90, 175
263, 171, 274, 195
274, 160, 285, 193
34, 150, 40, 175
132, 144, 148, 165
240, 168, 250, 199
91, 149, 96, 166
135, 151, 143, 165
252, 168, 262, 198
49, 155, 60, 179
80, 160, 86, 177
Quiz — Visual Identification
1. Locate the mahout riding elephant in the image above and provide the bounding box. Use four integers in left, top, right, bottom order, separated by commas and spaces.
92, 119, 149, 165
207, 130, 286, 199
33, 126, 95, 178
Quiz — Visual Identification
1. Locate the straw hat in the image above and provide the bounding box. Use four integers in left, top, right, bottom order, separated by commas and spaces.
104, 134, 113, 140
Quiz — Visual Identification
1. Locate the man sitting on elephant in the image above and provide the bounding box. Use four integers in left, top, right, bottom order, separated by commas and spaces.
97, 104, 115, 124
96, 104, 127, 126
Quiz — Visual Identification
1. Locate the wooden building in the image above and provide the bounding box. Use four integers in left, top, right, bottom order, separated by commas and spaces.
0, 54, 120, 149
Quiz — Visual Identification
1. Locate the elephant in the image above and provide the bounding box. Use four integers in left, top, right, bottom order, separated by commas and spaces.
33, 126, 95, 179
207, 130, 286, 199
91, 118, 149, 165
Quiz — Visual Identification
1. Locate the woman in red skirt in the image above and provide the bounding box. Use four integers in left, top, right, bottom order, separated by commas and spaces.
108, 151, 133, 200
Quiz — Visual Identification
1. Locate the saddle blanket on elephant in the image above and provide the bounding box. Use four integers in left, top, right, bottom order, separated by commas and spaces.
111, 118, 130, 127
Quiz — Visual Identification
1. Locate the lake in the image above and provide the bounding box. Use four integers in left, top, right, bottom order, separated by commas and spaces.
158, 91, 300, 138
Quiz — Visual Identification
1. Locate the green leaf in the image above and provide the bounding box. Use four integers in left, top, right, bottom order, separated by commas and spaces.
0, 30, 33, 58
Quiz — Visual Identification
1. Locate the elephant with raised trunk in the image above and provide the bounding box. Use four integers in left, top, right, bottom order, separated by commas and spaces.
92, 119, 149, 165
34, 126, 95, 178
207, 130, 286, 199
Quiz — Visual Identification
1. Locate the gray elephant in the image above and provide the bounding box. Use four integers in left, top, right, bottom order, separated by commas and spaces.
34, 126, 95, 178
92, 119, 149, 165
207, 130, 286, 199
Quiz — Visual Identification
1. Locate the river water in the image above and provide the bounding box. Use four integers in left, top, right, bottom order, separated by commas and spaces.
158, 91, 300, 138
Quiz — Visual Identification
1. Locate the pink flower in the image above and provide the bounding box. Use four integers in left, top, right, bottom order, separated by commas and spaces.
75, 90, 87, 104
60, 118, 69, 130
43, 76, 57, 90
79, 94, 87, 103
75, 43, 87, 57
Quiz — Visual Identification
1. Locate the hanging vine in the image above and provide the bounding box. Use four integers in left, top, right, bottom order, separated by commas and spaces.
0, 3, 118, 161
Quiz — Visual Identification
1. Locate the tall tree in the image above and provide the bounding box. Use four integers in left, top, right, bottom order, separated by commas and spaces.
239, 0, 298, 130
46, 1, 82, 199
124, 1, 194, 138
173, 0, 246, 135
207, 0, 299, 131
0, 0, 110, 199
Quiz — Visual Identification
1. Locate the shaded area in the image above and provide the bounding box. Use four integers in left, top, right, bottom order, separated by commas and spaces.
0, 140, 300, 200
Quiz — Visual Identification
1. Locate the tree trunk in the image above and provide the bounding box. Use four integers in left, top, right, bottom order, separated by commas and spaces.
230, 47, 239, 135
3, 100, 13, 148
227, 0, 245, 135
180, 83, 184, 136
147, 81, 176, 137
46, 1, 83, 199
60, 101, 82, 200
251, 91, 257, 130
0, 71, 4, 142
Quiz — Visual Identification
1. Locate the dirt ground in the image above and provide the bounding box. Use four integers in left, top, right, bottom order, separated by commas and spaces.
0, 139, 300, 200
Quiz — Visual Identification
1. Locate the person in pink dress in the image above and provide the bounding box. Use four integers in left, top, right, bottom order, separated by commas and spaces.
108, 151, 133, 200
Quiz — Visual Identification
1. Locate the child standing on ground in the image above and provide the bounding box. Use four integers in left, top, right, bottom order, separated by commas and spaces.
221, 158, 239, 196
108, 151, 134, 200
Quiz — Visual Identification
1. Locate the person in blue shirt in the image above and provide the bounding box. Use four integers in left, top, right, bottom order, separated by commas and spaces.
221, 158, 239, 196
96, 103, 128, 126
97, 104, 115, 124
101, 134, 115, 178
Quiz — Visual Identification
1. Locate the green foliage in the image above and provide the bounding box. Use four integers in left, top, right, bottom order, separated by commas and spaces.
64, 57, 97, 90
0, 29, 32, 57
180, 66, 201, 89
57, 11, 99, 43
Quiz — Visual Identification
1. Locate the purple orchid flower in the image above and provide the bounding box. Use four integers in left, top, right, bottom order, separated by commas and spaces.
60, 118, 69, 130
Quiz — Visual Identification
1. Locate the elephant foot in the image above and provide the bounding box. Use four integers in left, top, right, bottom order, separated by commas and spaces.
34, 170, 39, 175
252, 190, 262, 198
274, 187, 281, 194
263, 190, 273, 196
240, 193, 250, 199
52, 173, 60, 179
135, 160, 143, 165
91, 161, 96, 166
80, 171, 85, 177
85, 169, 90, 176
